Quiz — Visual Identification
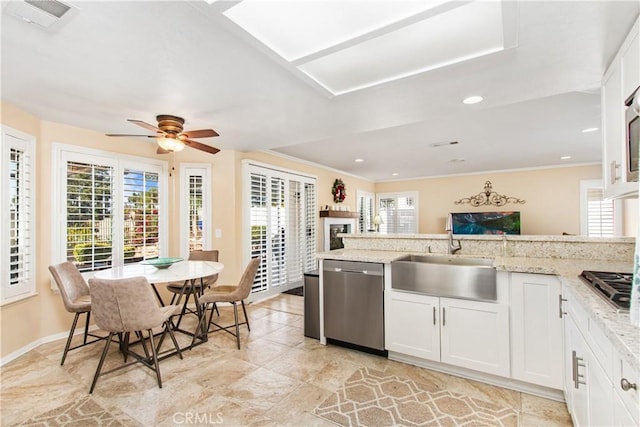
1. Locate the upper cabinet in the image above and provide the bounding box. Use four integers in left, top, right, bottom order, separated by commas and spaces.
602, 16, 639, 199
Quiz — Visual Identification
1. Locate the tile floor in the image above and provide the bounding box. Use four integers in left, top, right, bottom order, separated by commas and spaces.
0, 294, 573, 426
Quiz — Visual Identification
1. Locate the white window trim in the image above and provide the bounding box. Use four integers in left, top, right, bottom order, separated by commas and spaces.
51, 143, 169, 281
376, 190, 419, 234
179, 163, 212, 258
241, 160, 317, 301
1, 126, 36, 305
579, 179, 622, 236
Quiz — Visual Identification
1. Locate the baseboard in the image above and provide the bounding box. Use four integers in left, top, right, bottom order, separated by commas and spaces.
388, 351, 565, 402
0, 324, 100, 367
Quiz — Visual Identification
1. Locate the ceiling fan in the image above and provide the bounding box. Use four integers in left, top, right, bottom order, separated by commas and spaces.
106, 114, 220, 155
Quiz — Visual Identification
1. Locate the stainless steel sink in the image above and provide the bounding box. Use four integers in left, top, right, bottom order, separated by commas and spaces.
391, 254, 497, 301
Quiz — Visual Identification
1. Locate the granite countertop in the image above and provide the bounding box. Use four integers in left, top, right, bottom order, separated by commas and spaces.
316, 249, 639, 374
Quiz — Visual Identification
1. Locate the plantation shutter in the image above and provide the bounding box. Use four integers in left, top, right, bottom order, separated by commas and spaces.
270, 176, 287, 289
2, 130, 36, 301
288, 180, 303, 287
123, 169, 160, 262
188, 174, 204, 251
586, 187, 616, 237
358, 192, 374, 232
245, 163, 317, 299
378, 192, 418, 234
250, 172, 268, 293
304, 182, 317, 272
66, 161, 114, 272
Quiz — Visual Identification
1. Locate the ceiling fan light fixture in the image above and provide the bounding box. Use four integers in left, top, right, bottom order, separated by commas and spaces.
157, 137, 185, 152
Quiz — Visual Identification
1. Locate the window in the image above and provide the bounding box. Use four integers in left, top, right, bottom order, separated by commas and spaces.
53, 144, 168, 273
180, 164, 212, 257
377, 191, 419, 234
1, 127, 36, 303
244, 161, 316, 300
580, 180, 621, 237
357, 190, 375, 232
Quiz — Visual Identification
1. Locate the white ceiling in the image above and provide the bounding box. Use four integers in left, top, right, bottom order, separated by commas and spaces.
2, 0, 639, 182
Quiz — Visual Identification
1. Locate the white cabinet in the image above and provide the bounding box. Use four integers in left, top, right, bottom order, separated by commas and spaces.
560, 284, 638, 427
440, 297, 510, 377
510, 273, 563, 389
602, 16, 639, 199
386, 290, 510, 377
386, 291, 440, 361
564, 312, 614, 427
621, 18, 640, 102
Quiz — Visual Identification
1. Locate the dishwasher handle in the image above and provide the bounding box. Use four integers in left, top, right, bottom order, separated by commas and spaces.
326, 267, 382, 275
323, 260, 384, 276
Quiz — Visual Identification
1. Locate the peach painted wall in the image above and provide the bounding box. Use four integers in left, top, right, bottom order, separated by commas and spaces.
374, 166, 637, 236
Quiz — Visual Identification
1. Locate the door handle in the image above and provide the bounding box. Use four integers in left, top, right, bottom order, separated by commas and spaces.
442, 307, 446, 326
433, 306, 436, 325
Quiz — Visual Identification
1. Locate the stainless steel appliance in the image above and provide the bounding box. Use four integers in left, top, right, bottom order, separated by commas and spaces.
625, 86, 640, 182
303, 270, 319, 339
579, 270, 633, 310
323, 260, 385, 351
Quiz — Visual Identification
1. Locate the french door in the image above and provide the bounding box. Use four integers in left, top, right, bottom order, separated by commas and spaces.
244, 162, 316, 301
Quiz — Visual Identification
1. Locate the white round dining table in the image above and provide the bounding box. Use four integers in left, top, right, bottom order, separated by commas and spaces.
92, 260, 224, 283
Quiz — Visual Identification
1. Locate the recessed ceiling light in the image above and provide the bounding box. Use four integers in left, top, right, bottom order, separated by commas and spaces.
391, 172, 399, 176
448, 158, 466, 163
355, 158, 364, 163
462, 96, 484, 105
581, 127, 599, 133
560, 156, 572, 160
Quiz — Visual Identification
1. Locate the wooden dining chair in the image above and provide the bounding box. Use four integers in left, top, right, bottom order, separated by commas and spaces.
87, 276, 183, 393
191, 257, 260, 349
48, 262, 105, 365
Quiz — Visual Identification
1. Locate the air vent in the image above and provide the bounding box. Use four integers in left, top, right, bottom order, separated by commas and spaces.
25, 0, 70, 18
4, 0, 77, 30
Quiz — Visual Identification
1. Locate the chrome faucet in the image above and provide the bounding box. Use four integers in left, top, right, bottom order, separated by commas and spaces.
445, 214, 462, 255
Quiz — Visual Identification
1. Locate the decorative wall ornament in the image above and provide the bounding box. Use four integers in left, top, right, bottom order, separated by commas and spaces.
332, 178, 346, 203
454, 181, 526, 207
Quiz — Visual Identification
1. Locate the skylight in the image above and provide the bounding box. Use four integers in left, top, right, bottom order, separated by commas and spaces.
224, 1, 508, 95
224, 1, 446, 62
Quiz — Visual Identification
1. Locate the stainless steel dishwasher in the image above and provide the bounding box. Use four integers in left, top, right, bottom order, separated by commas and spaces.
323, 259, 384, 351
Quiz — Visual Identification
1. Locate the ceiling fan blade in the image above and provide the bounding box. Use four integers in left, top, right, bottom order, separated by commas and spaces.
128, 119, 162, 133
105, 134, 157, 138
183, 139, 220, 155
157, 146, 170, 154
182, 129, 219, 138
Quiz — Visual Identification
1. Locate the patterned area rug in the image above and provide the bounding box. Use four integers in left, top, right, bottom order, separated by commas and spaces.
314, 367, 519, 427
19, 396, 138, 426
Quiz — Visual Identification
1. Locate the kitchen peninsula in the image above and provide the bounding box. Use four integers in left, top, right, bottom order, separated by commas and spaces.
315, 233, 638, 423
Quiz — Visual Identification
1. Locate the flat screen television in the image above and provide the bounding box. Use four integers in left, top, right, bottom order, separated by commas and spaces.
451, 211, 521, 235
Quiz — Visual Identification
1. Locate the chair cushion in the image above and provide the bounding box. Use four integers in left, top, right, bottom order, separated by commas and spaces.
166, 283, 207, 293
68, 294, 91, 313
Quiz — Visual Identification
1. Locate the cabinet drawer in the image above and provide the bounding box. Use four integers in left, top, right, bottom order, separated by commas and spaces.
587, 317, 614, 381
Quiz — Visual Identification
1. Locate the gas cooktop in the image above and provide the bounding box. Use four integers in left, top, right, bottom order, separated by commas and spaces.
579, 270, 633, 311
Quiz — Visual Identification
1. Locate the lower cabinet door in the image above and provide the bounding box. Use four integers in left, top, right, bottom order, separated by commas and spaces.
386, 290, 440, 361
440, 297, 510, 377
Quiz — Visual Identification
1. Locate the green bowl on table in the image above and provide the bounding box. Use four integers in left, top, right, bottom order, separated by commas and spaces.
140, 257, 184, 269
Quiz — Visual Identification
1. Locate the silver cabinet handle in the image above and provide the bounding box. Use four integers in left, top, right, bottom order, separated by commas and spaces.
442, 307, 446, 326
611, 160, 620, 184
572, 351, 586, 389
621, 378, 637, 391
433, 306, 436, 325
559, 295, 567, 318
